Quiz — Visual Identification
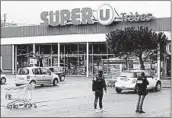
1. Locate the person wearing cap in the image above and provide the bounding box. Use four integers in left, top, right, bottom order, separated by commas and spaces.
92, 70, 107, 113
135, 72, 149, 113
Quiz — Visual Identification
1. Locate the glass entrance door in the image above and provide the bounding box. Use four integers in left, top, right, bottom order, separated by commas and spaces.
60, 43, 87, 76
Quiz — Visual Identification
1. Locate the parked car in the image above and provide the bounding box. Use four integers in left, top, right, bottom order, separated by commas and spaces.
0, 69, 7, 84
115, 70, 161, 93
47, 66, 65, 82
104, 74, 117, 87
15, 67, 60, 87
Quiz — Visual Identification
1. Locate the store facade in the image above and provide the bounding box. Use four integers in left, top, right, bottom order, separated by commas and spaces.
14, 41, 113, 76
1, 4, 171, 77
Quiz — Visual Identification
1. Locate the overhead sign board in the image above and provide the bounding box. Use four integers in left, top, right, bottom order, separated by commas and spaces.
97, 4, 115, 25
40, 4, 153, 26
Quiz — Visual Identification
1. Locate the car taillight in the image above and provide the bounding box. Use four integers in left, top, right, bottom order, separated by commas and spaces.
132, 79, 136, 83
27, 75, 30, 79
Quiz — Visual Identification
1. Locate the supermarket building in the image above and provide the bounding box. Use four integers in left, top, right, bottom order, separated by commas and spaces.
0, 4, 171, 77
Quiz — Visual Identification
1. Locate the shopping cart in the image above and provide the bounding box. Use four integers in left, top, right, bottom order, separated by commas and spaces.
5, 84, 37, 109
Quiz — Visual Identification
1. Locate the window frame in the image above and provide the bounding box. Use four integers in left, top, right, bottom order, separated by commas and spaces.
32, 68, 42, 75
40, 68, 51, 75
18, 68, 29, 75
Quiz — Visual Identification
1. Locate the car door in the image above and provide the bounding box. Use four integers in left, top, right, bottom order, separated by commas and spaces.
41, 68, 52, 84
145, 72, 154, 89
32, 68, 44, 85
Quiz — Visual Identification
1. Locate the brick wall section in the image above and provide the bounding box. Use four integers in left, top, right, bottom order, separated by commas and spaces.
1, 18, 171, 38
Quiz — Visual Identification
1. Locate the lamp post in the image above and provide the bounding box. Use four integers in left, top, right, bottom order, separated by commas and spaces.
124, 55, 128, 70
4, 13, 7, 27
157, 43, 161, 80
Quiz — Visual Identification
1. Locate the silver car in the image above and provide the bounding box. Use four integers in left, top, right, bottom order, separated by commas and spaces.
15, 67, 60, 87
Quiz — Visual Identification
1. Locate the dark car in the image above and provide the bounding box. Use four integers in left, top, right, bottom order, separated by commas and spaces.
47, 66, 65, 82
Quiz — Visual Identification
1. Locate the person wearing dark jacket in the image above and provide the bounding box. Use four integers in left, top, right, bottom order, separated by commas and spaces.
92, 70, 107, 113
136, 72, 149, 113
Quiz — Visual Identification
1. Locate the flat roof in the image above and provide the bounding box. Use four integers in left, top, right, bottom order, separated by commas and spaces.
1, 17, 171, 38
1, 34, 106, 45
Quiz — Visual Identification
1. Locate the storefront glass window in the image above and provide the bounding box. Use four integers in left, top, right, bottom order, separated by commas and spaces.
28, 45, 33, 54
58, 43, 87, 75
40, 45, 51, 54
89, 43, 107, 54
16, 42, 114, 76
79, 43, 86, 54
65, 44, 78, 54
98, 43, 107, 54
17, 44, 33, 69
35, 45, 39, 53
52, 44, 58, 54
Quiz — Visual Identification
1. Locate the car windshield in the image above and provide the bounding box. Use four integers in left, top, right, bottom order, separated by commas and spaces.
18, 68, 29, 75
120, 72, 135, 78
51, 67, 61, 72
49, 68, 54, 72
135, 71, 152, 77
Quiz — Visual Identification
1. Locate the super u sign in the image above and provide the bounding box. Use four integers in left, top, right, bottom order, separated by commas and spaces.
40, 4, 153, 26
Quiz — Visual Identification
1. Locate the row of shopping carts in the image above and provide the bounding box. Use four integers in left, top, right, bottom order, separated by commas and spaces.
4, 84, 37, 109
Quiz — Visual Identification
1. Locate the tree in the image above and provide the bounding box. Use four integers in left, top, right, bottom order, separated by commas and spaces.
106, 26, 168, 70
30, 51, 53, 67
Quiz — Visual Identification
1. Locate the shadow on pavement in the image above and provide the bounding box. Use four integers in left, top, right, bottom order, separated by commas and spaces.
117, 89, 163, 95
34, 85, 60, 90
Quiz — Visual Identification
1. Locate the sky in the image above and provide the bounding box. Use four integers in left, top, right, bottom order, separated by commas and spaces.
1, 1, 171, 25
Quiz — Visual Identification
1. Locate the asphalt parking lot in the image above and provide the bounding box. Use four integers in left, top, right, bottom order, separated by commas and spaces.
1, 75, 171, 117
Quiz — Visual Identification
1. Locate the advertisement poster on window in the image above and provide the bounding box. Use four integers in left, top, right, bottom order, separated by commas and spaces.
29, 58, 37, 65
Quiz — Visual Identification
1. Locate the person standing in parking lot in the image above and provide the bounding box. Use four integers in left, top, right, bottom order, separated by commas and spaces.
92, 70, 107, 113
136, 72, 149, 113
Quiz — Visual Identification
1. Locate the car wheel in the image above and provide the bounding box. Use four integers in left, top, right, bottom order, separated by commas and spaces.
155, 82, 161, 91
1, 77, 6, 84
53, 79, 58, 86
60, 76, 65, 81
30, 81, 36, 88
116, 88, 122, 93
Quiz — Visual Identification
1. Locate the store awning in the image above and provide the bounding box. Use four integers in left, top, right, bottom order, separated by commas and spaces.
1, 34, 106, 45
1, 32, 170, 45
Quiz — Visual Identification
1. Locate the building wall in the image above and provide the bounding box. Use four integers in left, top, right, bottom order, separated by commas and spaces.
1, 18, 171, 38
0, 45, 12, 72
0, 17, 171, 75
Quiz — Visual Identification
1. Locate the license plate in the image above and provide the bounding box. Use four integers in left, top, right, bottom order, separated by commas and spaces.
137, 80, 143, 84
